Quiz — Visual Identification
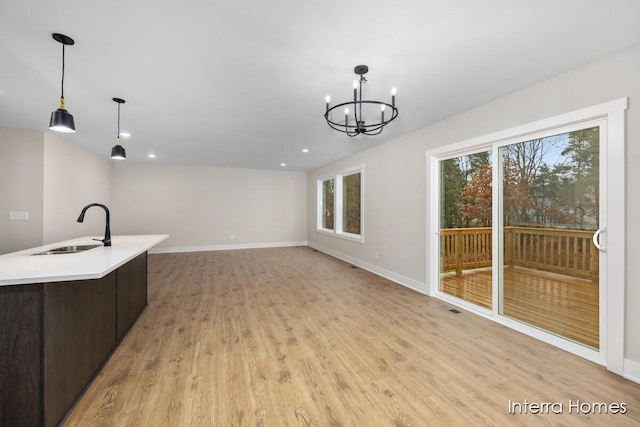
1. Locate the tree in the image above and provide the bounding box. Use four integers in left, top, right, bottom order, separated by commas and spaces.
440, 158, 466, 228
322, 178, 334, 229
503, 138, 554, 227
342, 173, 361, 234
561, 127, 599, 229
460, 162, 492, 227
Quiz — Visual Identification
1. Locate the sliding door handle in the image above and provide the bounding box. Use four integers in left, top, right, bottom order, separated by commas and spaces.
593, 227, 606, 253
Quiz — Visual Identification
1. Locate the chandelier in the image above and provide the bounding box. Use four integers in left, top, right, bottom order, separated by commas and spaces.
324, 65, 398, 136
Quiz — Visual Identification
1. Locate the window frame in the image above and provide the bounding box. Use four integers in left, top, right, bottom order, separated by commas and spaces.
316, 164, 364, 243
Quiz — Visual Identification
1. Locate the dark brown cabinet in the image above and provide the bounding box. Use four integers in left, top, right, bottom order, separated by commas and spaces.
0, 252, 147, 427
0, 284, 43, 427
117, 252, 148, 340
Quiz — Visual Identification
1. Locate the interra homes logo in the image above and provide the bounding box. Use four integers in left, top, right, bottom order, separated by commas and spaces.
508, 399, 627, 415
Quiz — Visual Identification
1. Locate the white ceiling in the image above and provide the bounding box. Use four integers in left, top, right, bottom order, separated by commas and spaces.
1, 1, 640, 171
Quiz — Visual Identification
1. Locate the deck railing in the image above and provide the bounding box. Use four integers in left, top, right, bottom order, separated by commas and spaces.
440, 227, 598, 281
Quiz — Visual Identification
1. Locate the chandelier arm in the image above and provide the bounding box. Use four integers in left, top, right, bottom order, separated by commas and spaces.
380, 106, 399, 126
363, 125, 385, 136
324, 112, 350, 129
325, 117, 356, 133
326, 102, 397, 127
327, 117, 358, 137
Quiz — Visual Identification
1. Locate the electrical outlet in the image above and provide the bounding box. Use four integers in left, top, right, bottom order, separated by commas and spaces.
9, 211, 29, 221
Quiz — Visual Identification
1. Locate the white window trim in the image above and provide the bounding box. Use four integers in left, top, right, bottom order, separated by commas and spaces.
317, 164, 365, 243
426, 98, 627, 374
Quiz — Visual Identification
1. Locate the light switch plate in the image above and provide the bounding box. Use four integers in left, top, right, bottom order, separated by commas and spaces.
9, 211, 29, 221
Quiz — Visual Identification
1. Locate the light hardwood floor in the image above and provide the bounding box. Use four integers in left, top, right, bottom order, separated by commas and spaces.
64, 247, 640, 426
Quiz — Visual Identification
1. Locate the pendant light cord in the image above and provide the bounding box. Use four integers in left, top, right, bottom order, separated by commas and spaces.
117, 102, 121, 138
61, 44, 65, 98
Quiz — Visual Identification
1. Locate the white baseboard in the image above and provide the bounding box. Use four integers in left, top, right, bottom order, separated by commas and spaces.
624, 358, 640, 384
150, 241, 308, 254
152, 240, 426, 293
308, 242, 427, 294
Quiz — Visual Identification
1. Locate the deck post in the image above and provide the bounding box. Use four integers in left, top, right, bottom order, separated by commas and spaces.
504, 227, 514, 268
455, 229, 463, 277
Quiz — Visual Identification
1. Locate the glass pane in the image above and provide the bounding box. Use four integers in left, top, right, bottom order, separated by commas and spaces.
439, 152, 492, 309
342, 173, 361, 235
500, 127, 599, 349
322, 179, 334, 230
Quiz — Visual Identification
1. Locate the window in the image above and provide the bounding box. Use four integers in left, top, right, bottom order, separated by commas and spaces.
317, 165, 364, 242
321, 178, 334, 230
342, 172, 361, 235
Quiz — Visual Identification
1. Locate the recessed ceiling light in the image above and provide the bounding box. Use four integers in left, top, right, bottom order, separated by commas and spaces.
301, 148, 309, 153
148, 153, 156, 158
120, 132, 131, 137
280, 162, 286, 167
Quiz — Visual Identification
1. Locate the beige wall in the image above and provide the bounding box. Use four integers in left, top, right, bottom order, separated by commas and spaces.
43, 133, 113, 244
111, 162, 308, 250
308, 44, 640, 366
2, 130, 307, 254
0, 130, 112, 254
0, 129, 45, 254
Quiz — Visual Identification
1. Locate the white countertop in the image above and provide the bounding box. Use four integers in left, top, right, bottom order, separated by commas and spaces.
0, 235, 169, 287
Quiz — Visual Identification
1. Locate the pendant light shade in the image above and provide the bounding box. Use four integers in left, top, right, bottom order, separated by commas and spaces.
49, 103, 76, 133
110, 98, 126, 160
111, 140, 126, 159
49, 33, 76, 133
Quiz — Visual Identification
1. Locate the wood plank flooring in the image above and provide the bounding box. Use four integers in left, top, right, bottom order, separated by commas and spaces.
440, 266, 599, 348
64, 247, 640, 426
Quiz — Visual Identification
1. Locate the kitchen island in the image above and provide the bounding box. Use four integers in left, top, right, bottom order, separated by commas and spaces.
0, 235, 168, 427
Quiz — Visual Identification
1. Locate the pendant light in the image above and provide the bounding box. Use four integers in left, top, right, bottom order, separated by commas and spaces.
49, 33, 76, 133
110, 98, 126, 159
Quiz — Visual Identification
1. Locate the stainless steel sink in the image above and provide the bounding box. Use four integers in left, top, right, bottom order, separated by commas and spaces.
32, 244, 101, 255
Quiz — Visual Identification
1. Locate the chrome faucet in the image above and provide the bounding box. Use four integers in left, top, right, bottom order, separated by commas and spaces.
77, 203, 112, 246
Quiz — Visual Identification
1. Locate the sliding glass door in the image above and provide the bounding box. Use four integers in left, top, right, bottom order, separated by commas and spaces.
430, 99, 628, 368
439, 151, 493, 309
498, 124, 602, 349
435, 121, 606, 351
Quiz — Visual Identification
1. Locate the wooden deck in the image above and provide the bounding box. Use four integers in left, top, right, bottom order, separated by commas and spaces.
440, 266, 599, 348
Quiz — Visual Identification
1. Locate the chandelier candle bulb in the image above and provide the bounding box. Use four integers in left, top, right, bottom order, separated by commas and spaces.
391, 86, 397, 107
381, 104, 385, 122
325, 95, 330, 111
